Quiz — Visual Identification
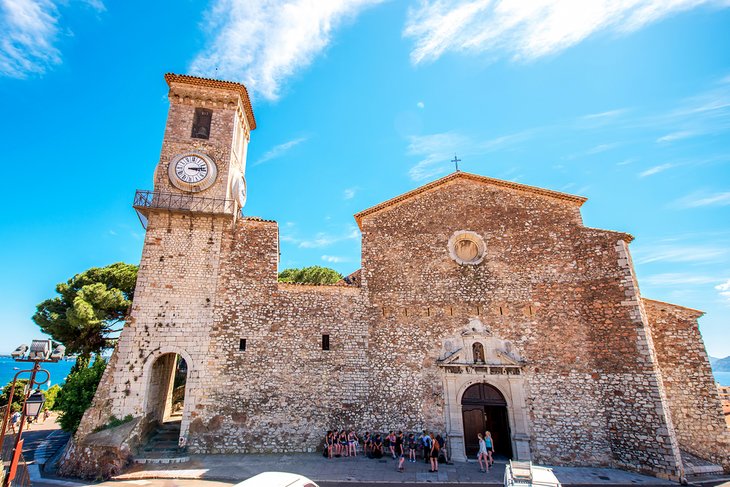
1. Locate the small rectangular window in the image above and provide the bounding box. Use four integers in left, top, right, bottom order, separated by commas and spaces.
239, 338, 246, 351
192, 108, 213, 139
322, 334, 330, 351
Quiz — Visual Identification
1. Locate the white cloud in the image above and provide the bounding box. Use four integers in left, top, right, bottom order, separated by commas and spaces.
580, 108, 628, 120
253, 136, 308, 166
634, 245, 727, 264
343, 187, 357, 200
403, 1, 726, 65
190, 0, 383, 100
674, 191, 730, 208
297, 225, 360, 248
638, 163, 675, 177
417, 101, 425, 109
716, 279, 730, 302
321, 254, 347, 263
407, 130, 531, 181
0, 0, 61, 78
567, 142, 620, 159
656, 130, 694, 143
83, 0, 105, 11
644, 273, 720, 286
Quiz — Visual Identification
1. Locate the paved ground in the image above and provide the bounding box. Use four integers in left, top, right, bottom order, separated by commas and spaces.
4, 419, 728, 487
113, 452, 679, 486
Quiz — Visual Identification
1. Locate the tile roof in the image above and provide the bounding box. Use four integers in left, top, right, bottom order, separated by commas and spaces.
353, 171, 587, 229
164, 73, 256, 130
241, 216, 277, 223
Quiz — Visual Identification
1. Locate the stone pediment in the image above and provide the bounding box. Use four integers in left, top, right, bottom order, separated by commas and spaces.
438, 318, 524, 372
353, 171, 587, 230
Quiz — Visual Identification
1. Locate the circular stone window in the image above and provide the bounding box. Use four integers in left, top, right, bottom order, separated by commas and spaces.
448, 230, 487, 265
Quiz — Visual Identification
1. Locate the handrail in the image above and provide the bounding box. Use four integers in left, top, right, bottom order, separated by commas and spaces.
133, 190, 235, 215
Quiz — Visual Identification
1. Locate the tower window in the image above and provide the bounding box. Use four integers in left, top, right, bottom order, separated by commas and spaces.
192, 108, 212, 139
239, 338, 246, 351
322, 334, 330, 351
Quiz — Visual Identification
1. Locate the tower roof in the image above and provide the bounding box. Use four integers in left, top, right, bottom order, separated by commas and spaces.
354, 171, 587, 229
164, 73, 257, 130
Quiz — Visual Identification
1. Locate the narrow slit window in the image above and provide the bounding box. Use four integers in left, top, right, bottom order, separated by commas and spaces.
322, 334, 330, 351
239, 338, 246, 351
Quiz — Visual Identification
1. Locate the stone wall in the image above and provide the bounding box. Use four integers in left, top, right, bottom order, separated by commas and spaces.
184, 217, 373, 453
359, 178, 681, 478
644, 299, 730, 470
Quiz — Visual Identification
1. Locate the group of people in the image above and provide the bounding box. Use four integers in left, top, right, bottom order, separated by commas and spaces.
323, 429, 449, 473
477, 431, 495, 472
8, 407, 51, 430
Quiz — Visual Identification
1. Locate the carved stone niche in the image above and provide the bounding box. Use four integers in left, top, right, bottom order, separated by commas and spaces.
439, 317, 523, 369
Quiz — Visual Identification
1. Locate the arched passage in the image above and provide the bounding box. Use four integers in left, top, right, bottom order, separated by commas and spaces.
461, 383, 513, 459
145, 352, 188, 425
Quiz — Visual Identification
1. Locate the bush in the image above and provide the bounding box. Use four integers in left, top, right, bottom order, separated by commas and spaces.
0, 379, 29, 413
93, 414, 133, 432
44, 384, 61, 411
278, 266, 343, 284
55, 358, 107, 432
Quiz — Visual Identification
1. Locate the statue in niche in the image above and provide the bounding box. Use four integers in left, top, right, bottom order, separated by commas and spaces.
472, 342, 485, 364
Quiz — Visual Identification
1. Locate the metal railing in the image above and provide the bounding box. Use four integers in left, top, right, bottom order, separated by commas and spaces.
133, 190, 235, 216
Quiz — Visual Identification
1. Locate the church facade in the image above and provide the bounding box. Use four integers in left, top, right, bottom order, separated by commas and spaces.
61, 74, 729, 480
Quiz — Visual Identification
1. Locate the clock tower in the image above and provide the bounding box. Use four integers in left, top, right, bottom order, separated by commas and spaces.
109, 74, 257, 435
137, 73, 256, 218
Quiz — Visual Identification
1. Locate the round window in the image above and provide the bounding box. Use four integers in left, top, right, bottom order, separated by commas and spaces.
447, 231, 486, 265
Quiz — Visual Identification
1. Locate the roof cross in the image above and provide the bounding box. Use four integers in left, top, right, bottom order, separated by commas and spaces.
452, 155, 461, 172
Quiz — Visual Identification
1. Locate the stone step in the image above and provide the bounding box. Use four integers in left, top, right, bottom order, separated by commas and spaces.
151, 431, 180, 441
143, 440, 180, 450
133, 452, 190, 465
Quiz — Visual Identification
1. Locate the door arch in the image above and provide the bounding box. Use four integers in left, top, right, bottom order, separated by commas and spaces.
145, 352, 188, 424
461, 383, 513, 459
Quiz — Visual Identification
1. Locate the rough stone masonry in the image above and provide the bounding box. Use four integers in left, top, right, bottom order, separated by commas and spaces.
60, 74, 729, 480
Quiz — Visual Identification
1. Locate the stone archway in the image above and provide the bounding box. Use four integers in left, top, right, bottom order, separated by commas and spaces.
461, 383, 513, 459
438, 318, 532, 462
140, 347, 196, 440
144, 353, 188, 424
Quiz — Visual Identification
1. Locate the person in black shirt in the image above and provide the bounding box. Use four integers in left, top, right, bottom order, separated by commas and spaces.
373, 434, 384, 459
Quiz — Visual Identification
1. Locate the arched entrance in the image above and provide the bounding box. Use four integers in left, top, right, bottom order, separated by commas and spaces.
461, 383, 513, 459
145, 353, 188, 425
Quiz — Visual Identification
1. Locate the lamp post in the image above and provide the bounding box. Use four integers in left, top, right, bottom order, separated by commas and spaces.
0, 340, 64, 487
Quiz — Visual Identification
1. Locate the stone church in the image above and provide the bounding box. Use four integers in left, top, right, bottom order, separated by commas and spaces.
61, 74, 729, 480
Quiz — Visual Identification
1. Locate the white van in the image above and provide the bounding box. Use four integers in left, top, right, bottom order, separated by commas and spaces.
232, 471, 319, 487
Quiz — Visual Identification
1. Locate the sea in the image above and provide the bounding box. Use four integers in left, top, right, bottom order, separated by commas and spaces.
0, 355, 75, 390
1, 355, 729, 389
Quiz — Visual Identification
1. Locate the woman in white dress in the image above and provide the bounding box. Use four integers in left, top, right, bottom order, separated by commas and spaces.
477, 433, 489, 472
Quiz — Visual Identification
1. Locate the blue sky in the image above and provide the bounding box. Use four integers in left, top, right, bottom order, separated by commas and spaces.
0, 0, 729, 358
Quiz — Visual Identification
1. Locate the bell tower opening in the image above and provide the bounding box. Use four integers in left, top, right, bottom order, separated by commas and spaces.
461, 382, 513, 459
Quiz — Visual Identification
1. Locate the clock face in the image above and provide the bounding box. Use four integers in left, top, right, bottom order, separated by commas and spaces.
233, 175, 247, 208
168, 152, 217, 192
175, 155, 209, 184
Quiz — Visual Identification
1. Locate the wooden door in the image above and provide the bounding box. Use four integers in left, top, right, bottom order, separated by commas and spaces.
462, 407, 485, 458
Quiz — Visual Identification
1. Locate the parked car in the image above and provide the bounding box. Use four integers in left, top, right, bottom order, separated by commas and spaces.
504, 460, 561, 487
233, 471, 319, 487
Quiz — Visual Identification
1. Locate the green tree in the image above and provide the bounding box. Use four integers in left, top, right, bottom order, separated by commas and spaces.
277, 266, 343, 285
33, 263, 138, 364
54, 357, 106, 432
0, 379, 29, 413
